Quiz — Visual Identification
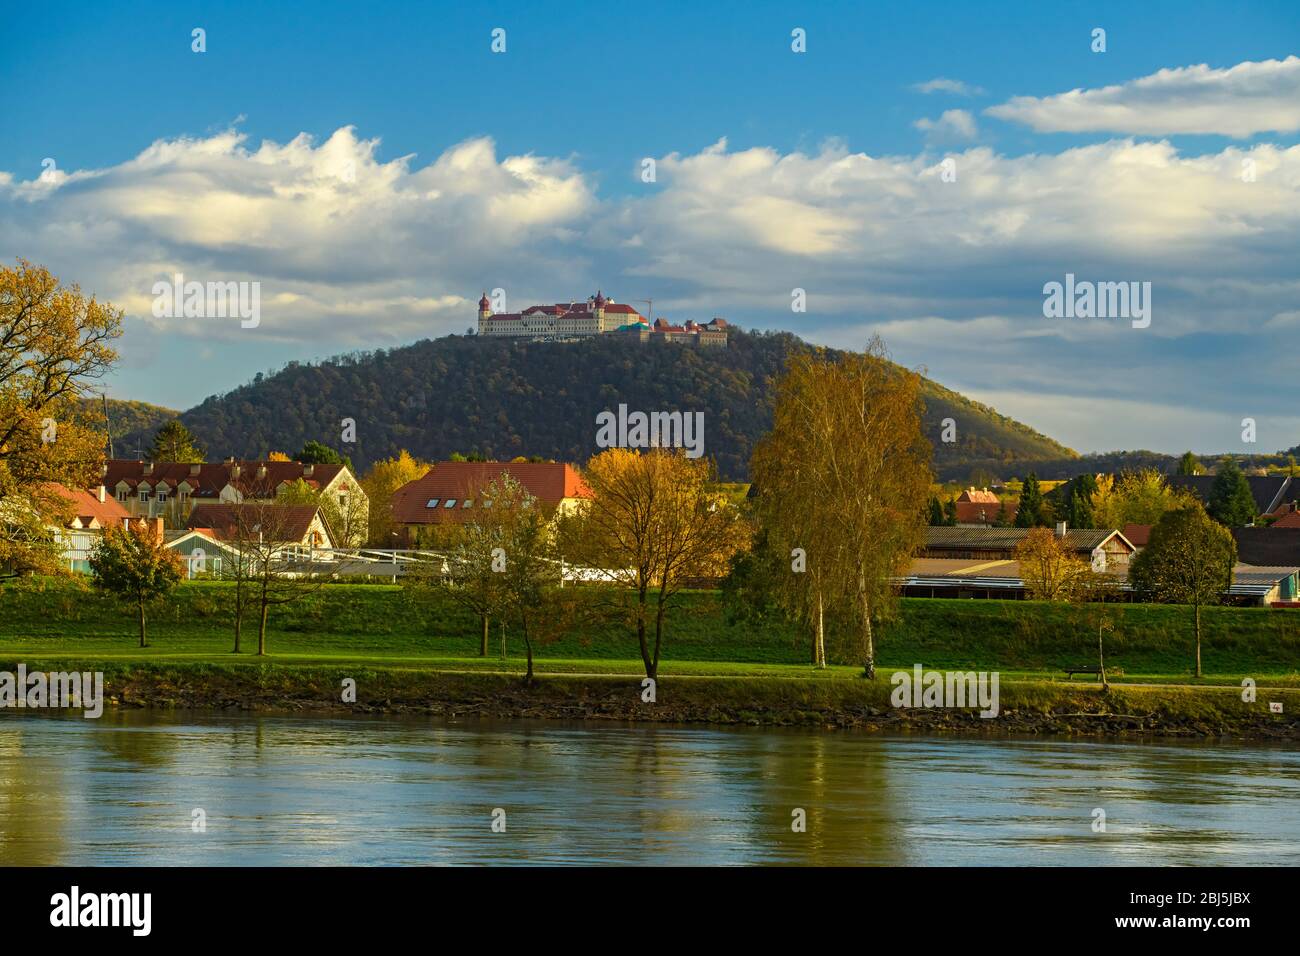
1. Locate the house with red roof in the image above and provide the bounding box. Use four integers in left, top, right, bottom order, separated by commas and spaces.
390, 461, 591, 542
41, 483, 134, 573
100, 458, 367, 544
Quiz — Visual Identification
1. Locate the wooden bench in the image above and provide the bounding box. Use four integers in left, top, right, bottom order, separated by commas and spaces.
1063, 666, 1102, 680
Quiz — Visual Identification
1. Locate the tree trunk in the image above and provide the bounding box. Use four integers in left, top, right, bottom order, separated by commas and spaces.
1194, 601, 1202, 678
480, 614, 489, 657
232, 594, 242, 654
815, 591, 827, 669
258, 600, 269, 656
522, 617, 534, 685
138, 597, 148, 648
651, 596, 666, 682
861, 600, 875, 679
636, 587, 653, 679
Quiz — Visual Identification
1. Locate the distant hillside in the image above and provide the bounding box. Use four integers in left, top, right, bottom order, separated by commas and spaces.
122, 330, 1076, 481
79, 398, 179, 455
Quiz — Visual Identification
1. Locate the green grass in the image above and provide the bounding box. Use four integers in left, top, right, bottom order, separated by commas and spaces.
3, 577, 1299, 687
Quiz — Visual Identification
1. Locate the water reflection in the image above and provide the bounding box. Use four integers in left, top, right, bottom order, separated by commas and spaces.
0, 713, 1297, 865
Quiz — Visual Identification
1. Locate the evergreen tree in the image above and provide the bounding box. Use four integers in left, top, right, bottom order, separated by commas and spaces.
1014, 473, 1046, 527
1207, 458, 1256, 527
296, 440, 350, 468
928, 497, 945, 526
942, 498, 958, 526
1176, 451, 1202, 476
147, 419, 204, 462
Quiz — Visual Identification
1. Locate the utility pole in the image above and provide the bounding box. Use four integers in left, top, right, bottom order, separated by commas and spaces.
100, 392, 114, 458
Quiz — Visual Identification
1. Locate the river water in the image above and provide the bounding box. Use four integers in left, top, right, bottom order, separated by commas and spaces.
1, 712, 1297, 865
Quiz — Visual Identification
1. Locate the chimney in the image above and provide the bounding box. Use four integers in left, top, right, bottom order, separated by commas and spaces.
150, 517, 164, 541
230, 462, 241, 480
257, 464, 267, 480
97, 485, 106, 503
190, 463, 201, 477
100, 463, 108, 478
303, 463, 314, 478
1055, 521, 1067, 538
143, 462, 154, 476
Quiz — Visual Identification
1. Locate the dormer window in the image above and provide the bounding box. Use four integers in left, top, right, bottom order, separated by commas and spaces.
443, 499, 456, 508
426, 499, 440, 509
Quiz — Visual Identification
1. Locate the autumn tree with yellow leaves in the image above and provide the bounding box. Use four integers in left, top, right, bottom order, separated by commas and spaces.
0, 261, 122, 575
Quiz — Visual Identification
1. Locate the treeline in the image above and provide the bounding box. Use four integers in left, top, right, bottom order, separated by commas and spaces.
116, 329, 1075, 480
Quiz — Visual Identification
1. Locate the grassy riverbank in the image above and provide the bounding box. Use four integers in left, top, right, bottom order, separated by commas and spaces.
3, 577, 1298, 737
3, 577, 1298, 682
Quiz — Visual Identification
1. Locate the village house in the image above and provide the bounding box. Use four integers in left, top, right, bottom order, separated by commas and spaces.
953, 488, 1016, 526
100, 458, 367, 544
390, 461, 591, 543
43, 483, 133, 573
900, 523, 1297, 606
184, 503, 335, 552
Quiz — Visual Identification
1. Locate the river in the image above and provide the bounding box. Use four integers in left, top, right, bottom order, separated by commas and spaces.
1, 712, 1297, 865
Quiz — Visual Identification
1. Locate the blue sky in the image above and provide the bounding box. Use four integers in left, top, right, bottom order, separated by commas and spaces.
2, 0, 1299, 454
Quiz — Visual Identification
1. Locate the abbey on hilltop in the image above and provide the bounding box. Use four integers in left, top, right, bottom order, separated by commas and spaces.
476, 291, 728, 346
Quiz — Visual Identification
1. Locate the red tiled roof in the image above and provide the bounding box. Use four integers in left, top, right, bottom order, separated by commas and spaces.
392, 461, 590, 525
957, 489, 1001, 504
954, 500, 1015, 524
44, 483, 131, 528
1122, 523, 1153, 546
1271, 512, 1300, 529
185, 503, 327, 544
103, 460, 346, 498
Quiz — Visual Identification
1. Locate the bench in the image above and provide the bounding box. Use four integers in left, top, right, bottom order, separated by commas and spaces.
1063, 666, 1102, 680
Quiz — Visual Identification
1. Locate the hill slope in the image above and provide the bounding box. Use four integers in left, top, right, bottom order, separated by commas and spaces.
123, 330, 1075, 480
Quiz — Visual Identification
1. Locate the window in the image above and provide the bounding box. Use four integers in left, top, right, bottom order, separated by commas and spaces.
339, 494, 347, 507
139, 490, 150, 502
462, 499, 472, 508
116, 489, 128, 503
426, 499, 440, 508
156, 490, 168, 503
443, 499, 456, 508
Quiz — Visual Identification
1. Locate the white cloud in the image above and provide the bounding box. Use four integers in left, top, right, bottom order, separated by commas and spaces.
0, 125, 596, 344
4, 123, 1300, 453
914, 109, 979, 142
986, 56, 1300, 137
913, 78, 985, 96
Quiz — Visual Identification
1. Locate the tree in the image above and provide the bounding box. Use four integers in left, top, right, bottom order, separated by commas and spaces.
220, 501, 326, 655
1207, 457, 1256, 527
89, 521, 183, 647
403, 479, 513, 658
147, 419, 204, 462
1054, 474, 1097, 529
749, 340, 931, 678
489, 478, 566, 683
942, 498, 958, 526
0, 260, 122, 574
1013, 528, 1090, 602
297, 440, 348, 467
1014, 473, 1047, 527
1129, 506, 1236, 677
1177, 451, 1203, 476
564, 448, 745, 680
928, 497, 945, 526
360, 451, 429, 545
1091, 469, 1194, 529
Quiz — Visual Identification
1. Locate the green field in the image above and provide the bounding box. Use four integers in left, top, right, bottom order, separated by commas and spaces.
3, 577, 1299, 687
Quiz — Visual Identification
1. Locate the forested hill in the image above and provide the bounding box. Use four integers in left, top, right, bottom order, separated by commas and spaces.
121, 330, 1076, 480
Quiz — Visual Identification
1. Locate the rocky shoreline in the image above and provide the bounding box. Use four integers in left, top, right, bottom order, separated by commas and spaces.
83, 663, 1300, 742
